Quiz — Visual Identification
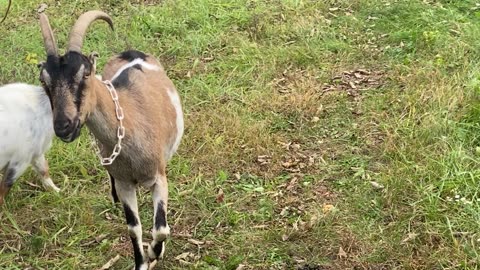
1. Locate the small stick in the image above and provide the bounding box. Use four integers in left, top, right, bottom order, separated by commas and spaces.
99, 255, 121, 270
148, 260, 158, 270
0, 0, 11, 24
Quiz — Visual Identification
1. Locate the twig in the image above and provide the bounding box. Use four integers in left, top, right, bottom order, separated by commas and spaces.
99, 255, 121, 270
80, 233, 109, 247
0, 0, 11, 24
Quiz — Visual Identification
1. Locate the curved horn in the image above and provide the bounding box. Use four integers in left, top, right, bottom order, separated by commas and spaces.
39, 13, 58, 56
67, 10, 114, 53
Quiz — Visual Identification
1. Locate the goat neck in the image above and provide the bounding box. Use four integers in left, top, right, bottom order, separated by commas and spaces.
85, 78, 119, 148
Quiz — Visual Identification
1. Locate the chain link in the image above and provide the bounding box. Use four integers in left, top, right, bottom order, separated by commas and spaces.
90, 80, 125, 166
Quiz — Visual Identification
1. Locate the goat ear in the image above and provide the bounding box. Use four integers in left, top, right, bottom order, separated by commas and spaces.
37, 61, 46, 69
88, 51, 99, 74
89, 52, 99, 64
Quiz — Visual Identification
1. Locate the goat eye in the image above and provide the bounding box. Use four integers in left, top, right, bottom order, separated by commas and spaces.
39, 79, 50, 94
83, 70, 91, 79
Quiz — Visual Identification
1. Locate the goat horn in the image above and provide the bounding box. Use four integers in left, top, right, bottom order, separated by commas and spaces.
39, 13, 58, 56
67, 10, 114, 53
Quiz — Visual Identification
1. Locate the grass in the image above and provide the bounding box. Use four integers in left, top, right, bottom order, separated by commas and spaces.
2, 0, 480, 269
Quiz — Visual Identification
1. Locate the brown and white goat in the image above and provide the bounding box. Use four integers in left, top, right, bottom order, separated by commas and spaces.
38, 11, 183, 270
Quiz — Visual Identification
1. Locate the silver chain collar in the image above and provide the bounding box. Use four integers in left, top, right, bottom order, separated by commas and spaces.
90, 80, 125, 166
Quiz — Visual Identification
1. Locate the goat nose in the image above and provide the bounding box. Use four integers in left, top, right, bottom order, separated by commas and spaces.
54, 119, 72, 134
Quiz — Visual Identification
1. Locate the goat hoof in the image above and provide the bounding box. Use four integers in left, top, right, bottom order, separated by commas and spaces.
148, 241, 165, 260
42, 178, 60, 192
47, 185, 60, 192
133, 264, 149, 270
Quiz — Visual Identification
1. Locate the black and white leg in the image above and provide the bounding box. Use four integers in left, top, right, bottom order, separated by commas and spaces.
31, 154, 60, 192
115, 181, 148, 270
108, 172, 119, 203
0, 162, 29, 205
148, 173, 170, 261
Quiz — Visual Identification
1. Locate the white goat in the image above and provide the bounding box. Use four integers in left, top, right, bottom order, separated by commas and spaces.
0, 83, 60, 205
38, 11, 183, 270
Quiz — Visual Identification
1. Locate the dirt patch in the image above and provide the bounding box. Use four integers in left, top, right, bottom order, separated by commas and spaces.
297, 264, 331, 270
323, 69, 384, 95
130, 0, 164, 6
321, 68, 385, 116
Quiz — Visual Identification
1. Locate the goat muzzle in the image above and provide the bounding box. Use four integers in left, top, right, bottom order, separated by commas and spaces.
54, 117, 81, 142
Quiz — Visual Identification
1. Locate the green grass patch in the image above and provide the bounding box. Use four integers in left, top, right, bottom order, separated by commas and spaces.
3, 0, 480, 269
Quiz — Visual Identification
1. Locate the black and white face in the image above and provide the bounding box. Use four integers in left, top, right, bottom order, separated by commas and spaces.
39, 51, 93, 142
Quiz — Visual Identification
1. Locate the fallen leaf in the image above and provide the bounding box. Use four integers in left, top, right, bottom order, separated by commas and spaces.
257, 155, 271, 165
37, 3, 48, 13
353, 72, 362, 79
291, 143, 301, 151
188, 238, 205, 246
278, 141, 292, 150
356, 68, 370, 75
337, 247, 347, 258
322, 204, 335, 214
370, 181, 384, 190
401, 232, 418, 244
216, 188, 224, 203
95, 234, 108, 243
286, 168, 301, 173
234, 264, 246, 270
178, 259, 193, 265
25, 52, 38, 65
294, 257, 306, 264
282, 161, 297, 168
308, 156, 315, 166
175, 252, 193, 261
286, 177, 298, 191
